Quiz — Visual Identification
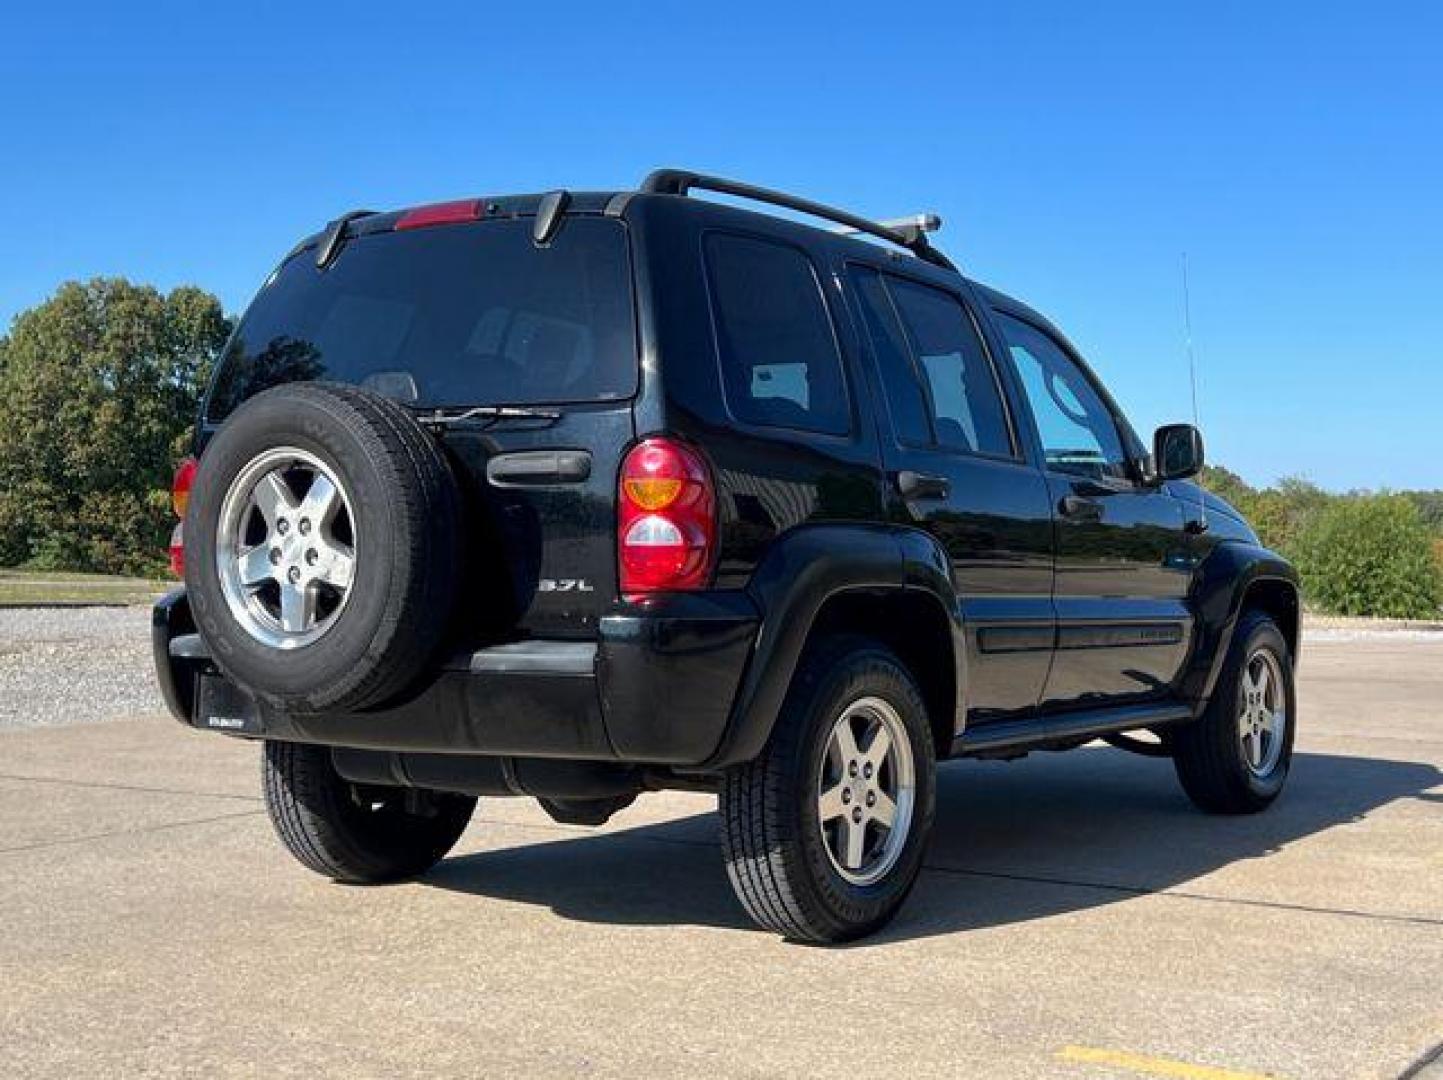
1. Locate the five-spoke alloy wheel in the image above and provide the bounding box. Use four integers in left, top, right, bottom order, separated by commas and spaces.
183, 383, 461, 714
1237, 647, 1287, 777
217, 447, 358, 648
1173, 609, 1295, 813
721, 635, 936, 943
816, 697, 916, 886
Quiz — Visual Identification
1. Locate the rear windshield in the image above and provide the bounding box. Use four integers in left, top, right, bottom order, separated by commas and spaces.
206, 217, 636, 421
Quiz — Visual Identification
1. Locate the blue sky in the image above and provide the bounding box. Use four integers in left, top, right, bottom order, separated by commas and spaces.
3, 1, 1439, 490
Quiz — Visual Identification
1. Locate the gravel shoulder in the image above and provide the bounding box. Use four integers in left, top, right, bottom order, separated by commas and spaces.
0, 607, 160, 729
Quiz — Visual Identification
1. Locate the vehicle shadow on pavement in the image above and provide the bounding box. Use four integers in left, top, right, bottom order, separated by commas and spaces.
421, 749, 1442, 941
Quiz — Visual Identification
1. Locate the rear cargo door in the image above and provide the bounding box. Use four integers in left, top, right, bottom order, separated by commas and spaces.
205, 213, 638, 638
440, 402, 633, 638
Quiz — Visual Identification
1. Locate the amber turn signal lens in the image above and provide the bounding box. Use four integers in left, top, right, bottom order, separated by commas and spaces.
622, 476, 683, 510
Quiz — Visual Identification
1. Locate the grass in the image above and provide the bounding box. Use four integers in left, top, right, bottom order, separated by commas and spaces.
0, 568, 173, 607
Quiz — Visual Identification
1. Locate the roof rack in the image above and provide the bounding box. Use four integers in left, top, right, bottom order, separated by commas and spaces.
639, 169, 956, 272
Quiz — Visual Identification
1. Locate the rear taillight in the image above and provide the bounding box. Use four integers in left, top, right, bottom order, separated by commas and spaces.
169, 456, 197, 577
395, 198, 482, 231
618, 438, 716, 595
172, 457, 198, 518
168, 524, 185, 578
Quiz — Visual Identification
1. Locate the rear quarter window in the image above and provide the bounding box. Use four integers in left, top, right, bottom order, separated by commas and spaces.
703, 233, 850, 436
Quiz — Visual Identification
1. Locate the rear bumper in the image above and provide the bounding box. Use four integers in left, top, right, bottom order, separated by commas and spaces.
152, 589, 758, 767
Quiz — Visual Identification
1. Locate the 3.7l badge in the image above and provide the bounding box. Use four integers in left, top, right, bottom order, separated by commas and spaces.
538, 579, 594, 593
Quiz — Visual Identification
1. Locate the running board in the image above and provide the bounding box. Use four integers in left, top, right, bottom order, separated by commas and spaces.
953, 702, 1194, 758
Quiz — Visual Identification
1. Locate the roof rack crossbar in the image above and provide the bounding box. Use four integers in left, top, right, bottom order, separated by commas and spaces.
831, 213, 941, 245
640, 169, 956, 272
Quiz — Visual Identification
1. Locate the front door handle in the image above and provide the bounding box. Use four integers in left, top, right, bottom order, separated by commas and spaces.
895, 470, 950, 500
1059, 493, 1104, 522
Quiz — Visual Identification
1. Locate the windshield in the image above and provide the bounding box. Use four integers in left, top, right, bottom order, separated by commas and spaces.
206, 217, 636, 422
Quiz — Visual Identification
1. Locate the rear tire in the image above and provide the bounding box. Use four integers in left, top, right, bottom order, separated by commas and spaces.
262, 741, 476, 883
720, 636, 937, 943
1172, 610, 1295, 814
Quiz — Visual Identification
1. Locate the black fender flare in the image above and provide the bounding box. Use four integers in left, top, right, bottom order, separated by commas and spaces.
1179, 540, 1300, 708
700, 523, 966, 769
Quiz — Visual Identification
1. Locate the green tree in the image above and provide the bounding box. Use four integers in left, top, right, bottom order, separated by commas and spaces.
1292, 495, 1443, 619
1199, 464, 1254, 507
1403, 490, 1443, 530
0, 278, 230, 573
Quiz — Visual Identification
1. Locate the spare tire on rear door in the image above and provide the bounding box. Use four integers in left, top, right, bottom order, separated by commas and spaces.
184, 382, 461, 714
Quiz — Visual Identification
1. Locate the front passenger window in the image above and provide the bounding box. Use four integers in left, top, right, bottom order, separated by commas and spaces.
997, 313, 1132, 484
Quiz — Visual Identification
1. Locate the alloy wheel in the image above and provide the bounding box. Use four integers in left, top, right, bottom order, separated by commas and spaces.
1237, 647, 1287, 777
816, 696, 916, 886
215, 447, 357, 649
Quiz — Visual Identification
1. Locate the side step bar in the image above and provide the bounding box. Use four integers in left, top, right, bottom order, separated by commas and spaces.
954, 702, 1194, 758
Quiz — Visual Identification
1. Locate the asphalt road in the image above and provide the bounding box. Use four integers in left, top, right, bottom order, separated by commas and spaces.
1, 635, 1439, 1079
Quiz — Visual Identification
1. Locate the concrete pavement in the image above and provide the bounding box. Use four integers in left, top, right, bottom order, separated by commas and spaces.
1, 637, 1440, 1078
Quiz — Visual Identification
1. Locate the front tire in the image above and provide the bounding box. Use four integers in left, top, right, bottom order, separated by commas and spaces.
1172, 610, 1295, 814
262, 741, 476, 883
720, 636, 937, 943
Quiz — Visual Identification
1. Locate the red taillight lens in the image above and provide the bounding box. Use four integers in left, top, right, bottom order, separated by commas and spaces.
169, 523, 185, 578
618, 438, 715, 595
169, 456, 197, 578
395, 198, 482, 231
172, 456, 198, 519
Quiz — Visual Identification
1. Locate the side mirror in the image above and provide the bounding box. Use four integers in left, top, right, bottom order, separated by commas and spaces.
1152, 424, 1205, 481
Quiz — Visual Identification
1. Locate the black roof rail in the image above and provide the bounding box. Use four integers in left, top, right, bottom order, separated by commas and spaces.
639, 168, 957, 272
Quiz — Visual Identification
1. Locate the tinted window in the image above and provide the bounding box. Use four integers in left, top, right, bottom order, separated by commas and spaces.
705, 234, 850, 435
889, 279, 1013, 456
207, 218, 635, 421
849, 268, 931, 445
997, 312, 1131, 483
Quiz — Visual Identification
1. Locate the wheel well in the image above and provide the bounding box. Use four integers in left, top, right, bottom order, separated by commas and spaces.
809, 590, 957, 757
1241, 578, 1300, 661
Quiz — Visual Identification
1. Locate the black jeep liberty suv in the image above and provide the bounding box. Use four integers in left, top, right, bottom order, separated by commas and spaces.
154, 170, 1300, 943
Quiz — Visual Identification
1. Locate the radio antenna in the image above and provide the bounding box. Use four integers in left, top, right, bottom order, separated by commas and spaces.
1181, 252, 1201, 431
1180, 252, 1208, 531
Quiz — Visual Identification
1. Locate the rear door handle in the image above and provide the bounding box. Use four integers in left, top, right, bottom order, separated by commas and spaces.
487, 450, 592, 487
1059, 493, 1104, 522
895, 470, 950, 500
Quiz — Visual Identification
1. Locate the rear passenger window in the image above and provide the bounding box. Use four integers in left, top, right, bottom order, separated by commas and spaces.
889, 280, 1012, 457
849, 268, 932, 446
852, 271, 1013, 457
705, 234, 850, 435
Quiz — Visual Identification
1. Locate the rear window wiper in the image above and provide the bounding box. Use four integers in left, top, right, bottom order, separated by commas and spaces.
415, 404, 562, 430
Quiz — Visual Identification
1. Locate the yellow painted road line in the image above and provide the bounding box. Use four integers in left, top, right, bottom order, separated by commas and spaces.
1057, 1045, 1280, 1080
